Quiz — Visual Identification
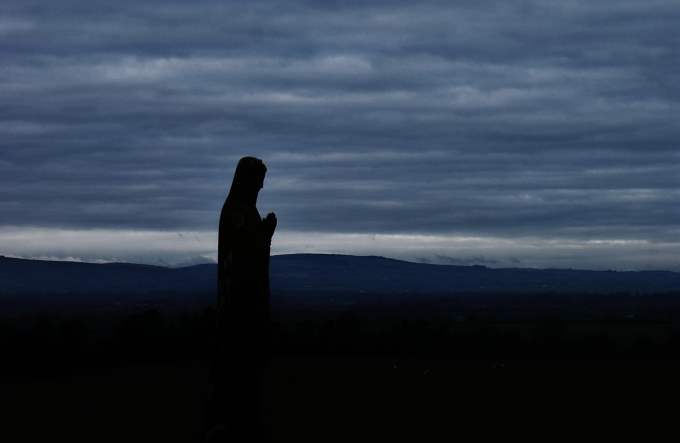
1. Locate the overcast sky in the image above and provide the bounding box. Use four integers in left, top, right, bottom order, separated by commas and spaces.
1, 0, 679, 270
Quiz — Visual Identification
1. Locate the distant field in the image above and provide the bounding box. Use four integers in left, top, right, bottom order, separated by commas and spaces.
3, 255, 680, 440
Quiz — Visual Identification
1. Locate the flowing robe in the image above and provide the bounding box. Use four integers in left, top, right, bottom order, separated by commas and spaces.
208, 196, 272, 439
217, 199, 272, 359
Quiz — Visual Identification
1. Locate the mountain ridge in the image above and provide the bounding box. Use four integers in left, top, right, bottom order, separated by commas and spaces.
2, 252, 678, 274
2, 253, 680, 301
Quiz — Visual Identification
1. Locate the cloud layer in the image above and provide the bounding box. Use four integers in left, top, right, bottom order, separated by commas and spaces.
1, 1, 679, 269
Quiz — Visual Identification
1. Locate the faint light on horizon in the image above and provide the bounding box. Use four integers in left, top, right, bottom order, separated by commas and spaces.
0, 227, 678, 271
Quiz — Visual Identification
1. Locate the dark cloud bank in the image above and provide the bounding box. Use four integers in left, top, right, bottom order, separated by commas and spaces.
1, 1, 679, 269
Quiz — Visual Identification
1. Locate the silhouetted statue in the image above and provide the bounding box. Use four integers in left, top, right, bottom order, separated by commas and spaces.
205, 156, 276, 442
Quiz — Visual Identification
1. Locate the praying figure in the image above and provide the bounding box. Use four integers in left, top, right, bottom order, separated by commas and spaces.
206, 156, 276, 442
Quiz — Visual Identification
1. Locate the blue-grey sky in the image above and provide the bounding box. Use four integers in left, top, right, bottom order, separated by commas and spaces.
1, 0, 679, 270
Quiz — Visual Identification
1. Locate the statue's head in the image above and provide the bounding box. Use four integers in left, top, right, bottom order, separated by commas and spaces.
228, 156, 267, 205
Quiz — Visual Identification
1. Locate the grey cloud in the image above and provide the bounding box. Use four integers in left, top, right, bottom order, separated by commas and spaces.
1, 0, 679, 268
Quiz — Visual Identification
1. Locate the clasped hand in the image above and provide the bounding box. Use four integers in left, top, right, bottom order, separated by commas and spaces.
263, 212, 277, 238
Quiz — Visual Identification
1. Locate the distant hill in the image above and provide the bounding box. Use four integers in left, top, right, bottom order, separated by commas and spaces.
2, 254, 680, 309
271, 254, 680, 294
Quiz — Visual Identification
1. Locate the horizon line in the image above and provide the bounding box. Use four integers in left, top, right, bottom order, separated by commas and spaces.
2, 252, 679, 275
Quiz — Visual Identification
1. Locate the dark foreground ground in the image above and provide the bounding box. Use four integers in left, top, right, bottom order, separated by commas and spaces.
5, 357, 680, 442
5, 292, 680, 441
